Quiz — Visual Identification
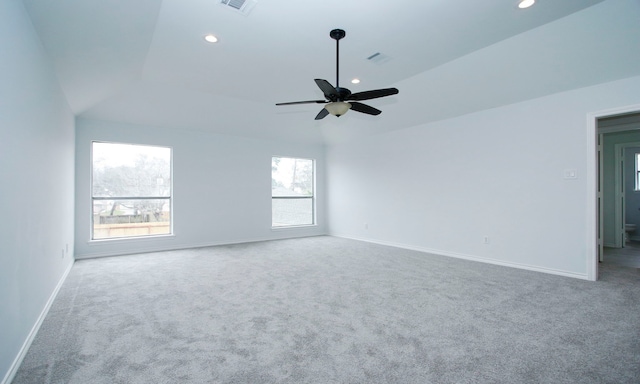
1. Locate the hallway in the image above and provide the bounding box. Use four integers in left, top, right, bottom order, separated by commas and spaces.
603, 241, 640, 268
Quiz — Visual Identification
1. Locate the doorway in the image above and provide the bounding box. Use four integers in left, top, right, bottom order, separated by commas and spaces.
594, 109, 640, 276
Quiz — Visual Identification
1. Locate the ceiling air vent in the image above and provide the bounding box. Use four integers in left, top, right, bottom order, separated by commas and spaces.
367, 52, 391, 65
220, 0, 257, 16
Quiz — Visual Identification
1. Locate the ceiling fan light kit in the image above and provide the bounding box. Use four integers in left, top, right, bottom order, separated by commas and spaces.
325, 101, 351, 117
276, 29, 399, 120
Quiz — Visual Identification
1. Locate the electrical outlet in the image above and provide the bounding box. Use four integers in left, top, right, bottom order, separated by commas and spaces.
483, 236, 490, 244
364, 223, 369, 230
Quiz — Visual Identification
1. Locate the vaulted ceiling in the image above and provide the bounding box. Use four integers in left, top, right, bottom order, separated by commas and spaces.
22, 0, 640, 144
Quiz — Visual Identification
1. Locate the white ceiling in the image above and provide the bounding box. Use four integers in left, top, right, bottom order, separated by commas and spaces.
22, 0, 640, 144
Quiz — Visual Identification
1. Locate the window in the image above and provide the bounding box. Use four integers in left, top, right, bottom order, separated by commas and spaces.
92, 142, 172, 240
636, 153, 640, 191
272, 157, 314, 227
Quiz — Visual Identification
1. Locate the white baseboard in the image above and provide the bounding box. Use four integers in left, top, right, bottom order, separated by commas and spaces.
1, 260, 74, 384
331, 233, 589, 280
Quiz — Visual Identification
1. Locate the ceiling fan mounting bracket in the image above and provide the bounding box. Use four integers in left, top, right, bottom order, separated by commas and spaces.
330, 29, 346, 41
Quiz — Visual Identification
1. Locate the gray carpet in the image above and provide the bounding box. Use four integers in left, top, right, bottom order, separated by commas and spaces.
12, 236, 640, 383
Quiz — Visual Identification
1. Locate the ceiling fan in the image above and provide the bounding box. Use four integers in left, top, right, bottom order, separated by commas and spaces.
276, 29, 399, 120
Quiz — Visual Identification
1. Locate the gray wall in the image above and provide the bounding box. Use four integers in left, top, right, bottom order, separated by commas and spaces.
74, 119, 327, 258
0, 0, 75, 382
624, 147, 640, 240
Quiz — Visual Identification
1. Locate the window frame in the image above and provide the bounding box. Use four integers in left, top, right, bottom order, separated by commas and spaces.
90, 141, 173, 241
271, 156, 316, 228
636, 153, 640, 192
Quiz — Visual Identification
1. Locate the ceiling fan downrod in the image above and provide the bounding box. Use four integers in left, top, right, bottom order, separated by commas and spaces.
330, 29, 345, 90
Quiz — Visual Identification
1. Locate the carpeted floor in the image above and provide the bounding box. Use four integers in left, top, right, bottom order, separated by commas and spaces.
12, 236, 640, 383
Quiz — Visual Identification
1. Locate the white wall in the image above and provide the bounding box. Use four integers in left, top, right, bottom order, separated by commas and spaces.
75, 119, 327, 258
327, 76, 640, 279
0, 1, 75, 382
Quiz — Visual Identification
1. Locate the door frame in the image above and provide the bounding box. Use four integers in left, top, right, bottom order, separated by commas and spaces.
587, 103, 640, 281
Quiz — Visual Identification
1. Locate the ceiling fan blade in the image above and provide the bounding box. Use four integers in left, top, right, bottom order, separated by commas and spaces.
315, 108, 329, 120
349, 102, 382, 116
276, 100, 326, 106
314, 79, 339, 100
347, 88, 399, 101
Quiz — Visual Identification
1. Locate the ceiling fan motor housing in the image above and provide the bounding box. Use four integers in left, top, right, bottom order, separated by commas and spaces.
328, 87, 351, 102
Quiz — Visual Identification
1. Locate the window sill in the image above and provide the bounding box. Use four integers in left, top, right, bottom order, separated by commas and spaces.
271, 224, 317, 230
89, 233, 175, 243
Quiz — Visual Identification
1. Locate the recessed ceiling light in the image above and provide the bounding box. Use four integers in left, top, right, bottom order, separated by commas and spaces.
518, 0, 535, 9
204, 34, 218, 43
351, 78, 360, 84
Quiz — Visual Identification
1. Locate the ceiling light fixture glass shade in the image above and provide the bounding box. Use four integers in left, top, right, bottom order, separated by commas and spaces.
325, 102, 351, 117
518, 0, 535, 9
